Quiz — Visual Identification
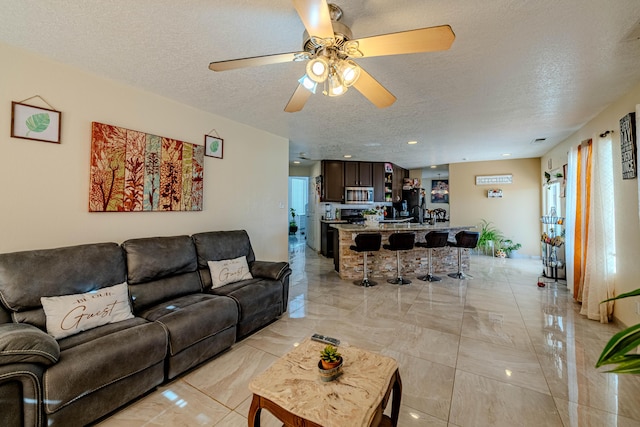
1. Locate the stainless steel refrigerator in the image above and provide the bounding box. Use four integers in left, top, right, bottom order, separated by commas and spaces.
402, 188, 425, 223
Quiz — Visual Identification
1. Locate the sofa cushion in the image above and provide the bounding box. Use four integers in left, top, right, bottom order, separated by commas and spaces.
209, 278, 282, 321
0, 323, 59, 365
122, 236, 202, 312
123, 235, 197, 284
138, 293, 237, 356
208, 256, 253, 289
192, 230, 256, 265
0, 243, 126, 314
44, 319, 167, 414
40, 282, 134, 339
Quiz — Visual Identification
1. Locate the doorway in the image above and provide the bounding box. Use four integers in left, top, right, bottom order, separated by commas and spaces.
288, 176, 308, 237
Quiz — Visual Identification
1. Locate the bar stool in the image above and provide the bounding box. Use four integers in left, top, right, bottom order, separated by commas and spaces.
383, 232, 415, 285
415, 231, 449, 282
349, 233, 382, 287
447, 231, 480, 279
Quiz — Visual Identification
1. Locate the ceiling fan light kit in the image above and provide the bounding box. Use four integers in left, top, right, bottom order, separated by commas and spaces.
306, 57, 329, 82
298, 75, 318, 93
208, 0, 455, 112
326, 72, 346, 96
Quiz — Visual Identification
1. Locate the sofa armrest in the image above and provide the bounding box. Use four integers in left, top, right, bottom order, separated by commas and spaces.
0, 323, 60, 366
0, 362, 45, 427
250, 261, 291, 281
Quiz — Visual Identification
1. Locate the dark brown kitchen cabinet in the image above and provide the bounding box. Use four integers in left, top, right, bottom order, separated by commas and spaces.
392, 164, 408, 202
322, 160, 344, 202
320, 221, 335, 258
344, 161, 373, 187
373, 162, 386, 202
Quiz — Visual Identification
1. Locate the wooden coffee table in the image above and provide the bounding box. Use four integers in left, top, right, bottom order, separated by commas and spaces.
248, 339, 401, 427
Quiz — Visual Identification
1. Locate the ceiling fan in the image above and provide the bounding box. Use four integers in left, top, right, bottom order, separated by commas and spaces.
209, 0, 455, 112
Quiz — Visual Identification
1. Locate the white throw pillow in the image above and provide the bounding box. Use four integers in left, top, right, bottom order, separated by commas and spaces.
40, 282, 134, 339
208, 256, 253, 289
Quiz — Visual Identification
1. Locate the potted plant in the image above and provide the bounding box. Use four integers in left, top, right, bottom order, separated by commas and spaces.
362, 206, 383, 226
501, 239, 522, 258
289, 208, 298, 234
477, 219, 503, 256
596, 288, 640, 374
319, 345, 342, 370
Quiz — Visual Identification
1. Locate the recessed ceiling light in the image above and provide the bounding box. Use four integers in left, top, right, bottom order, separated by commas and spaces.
293, 160, 300, 164
430, 165, 437, 169
343, 154, 352, 158
502, 153, 511, 157
407, 140, 418, 145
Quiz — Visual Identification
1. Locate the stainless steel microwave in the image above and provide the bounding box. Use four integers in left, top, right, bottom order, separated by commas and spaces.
345, 187, 374, 204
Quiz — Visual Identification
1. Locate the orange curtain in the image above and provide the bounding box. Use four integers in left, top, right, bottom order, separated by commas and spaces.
573, 139, 592, 300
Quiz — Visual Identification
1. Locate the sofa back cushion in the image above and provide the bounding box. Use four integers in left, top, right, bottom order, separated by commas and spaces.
192, 230, 256, 291
0, 243, 126, 330
122, 235, 201, 312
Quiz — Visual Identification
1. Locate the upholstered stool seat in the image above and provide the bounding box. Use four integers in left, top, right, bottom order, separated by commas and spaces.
447, 231, 480, 279
349, 233, 382, 287
415, 231, 449, 282
383, 232, 415, 285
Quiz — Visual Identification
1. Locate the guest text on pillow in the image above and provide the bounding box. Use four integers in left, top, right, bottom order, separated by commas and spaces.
40, 282, 134, 339
208, 256, 253, 288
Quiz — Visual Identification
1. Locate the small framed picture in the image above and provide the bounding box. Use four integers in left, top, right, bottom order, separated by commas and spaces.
11, 102, 61, 143
204, 135, 223, 158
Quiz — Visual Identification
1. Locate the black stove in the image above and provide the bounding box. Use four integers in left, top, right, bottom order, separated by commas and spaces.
340, 209, 365, 224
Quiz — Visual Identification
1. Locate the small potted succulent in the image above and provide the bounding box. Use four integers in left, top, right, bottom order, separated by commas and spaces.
318, 345, 343, 381
319, 345, 342, 370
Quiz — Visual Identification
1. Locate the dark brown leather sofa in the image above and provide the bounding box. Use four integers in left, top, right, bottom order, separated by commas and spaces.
0, 230, 291, 427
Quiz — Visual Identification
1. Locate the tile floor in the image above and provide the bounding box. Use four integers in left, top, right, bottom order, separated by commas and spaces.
96, 237, 640, 426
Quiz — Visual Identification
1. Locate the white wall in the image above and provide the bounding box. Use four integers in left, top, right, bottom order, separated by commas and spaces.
449, 158, 542, 257
0, 42, 289, 261
542, 81, 640, 327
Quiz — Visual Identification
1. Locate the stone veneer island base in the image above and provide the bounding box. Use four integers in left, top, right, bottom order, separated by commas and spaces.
331, 223, 476, 281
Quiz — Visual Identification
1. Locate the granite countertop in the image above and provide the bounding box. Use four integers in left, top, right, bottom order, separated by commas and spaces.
331, 222, 476, 232
379, 217, 413, 223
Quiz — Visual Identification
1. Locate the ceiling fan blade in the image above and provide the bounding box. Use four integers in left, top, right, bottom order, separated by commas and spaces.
352, 67, 396, 109
292, 0, 335, 40
209, 52, 301, 72
284, 84, 313, 113
347, 25, 455, 58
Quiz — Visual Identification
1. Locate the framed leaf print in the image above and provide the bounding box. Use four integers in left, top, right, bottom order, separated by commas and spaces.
11, 102, 61, 143
205, 135, 223, 158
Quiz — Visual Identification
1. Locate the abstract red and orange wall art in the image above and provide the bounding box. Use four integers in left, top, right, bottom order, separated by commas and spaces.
89, 122, 204, 212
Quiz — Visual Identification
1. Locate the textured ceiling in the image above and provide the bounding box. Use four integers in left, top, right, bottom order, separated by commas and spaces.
1, 0, 639, 169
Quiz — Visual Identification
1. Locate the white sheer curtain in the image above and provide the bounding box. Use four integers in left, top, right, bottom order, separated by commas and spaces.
565, 146, 578, 296
577, 135, 617, 322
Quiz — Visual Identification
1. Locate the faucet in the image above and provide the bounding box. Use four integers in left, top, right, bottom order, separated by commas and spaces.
411, 205, 424, 224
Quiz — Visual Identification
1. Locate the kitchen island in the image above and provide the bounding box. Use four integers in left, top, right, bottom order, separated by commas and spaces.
331, 223, 476, 281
